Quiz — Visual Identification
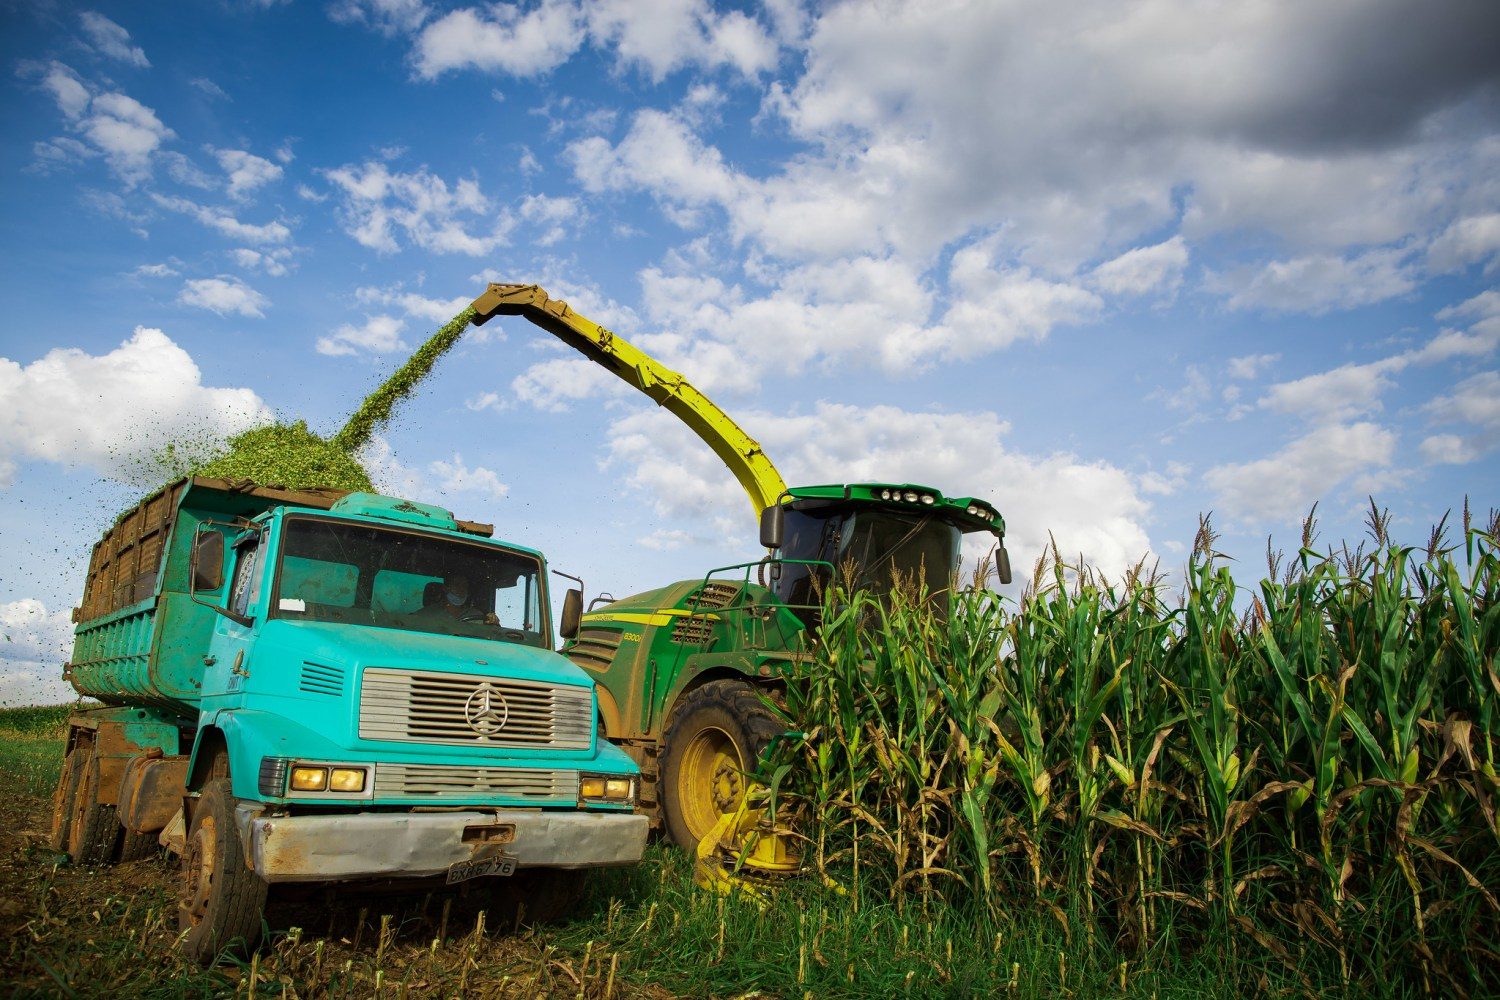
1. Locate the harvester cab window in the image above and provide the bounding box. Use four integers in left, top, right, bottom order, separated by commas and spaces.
771, 509, 842, 627
272, 517, 547, 647
842, 511, 961, 600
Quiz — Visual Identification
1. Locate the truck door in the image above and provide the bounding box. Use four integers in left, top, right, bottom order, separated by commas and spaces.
202, 532, 264, 707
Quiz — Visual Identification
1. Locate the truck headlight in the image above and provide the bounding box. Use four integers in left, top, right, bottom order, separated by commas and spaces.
281, 762, 372, 797
290, 766, 328, 791
579, 773, 637, 805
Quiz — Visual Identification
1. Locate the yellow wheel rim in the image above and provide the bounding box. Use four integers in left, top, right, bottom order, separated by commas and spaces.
676, 726, 745, 845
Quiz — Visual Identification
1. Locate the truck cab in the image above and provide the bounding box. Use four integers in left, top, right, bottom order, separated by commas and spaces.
53, 478, 646, 963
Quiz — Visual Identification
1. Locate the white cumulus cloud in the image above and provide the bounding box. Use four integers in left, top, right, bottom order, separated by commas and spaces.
33, 63, 173, 184
1204, 422, 1397, 524
152, 194, 292, 245
79, 12, 150, 68
0, 328, 271, 487
323, 161, 513, 255
1218, 248, 1419, 314
428, 453, 509, 500
1089, 237, 1189, 296
316, 314, 406, 356
413, 1, 584, 79
179, 276, 269, 317
214, 148, 284, 199
0, 598, 77, 707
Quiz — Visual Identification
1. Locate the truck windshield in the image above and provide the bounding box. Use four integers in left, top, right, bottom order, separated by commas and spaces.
270, 517, 547, 648
772, 507, 961, 626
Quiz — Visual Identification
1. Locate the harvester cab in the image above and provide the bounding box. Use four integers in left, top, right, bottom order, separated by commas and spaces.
760, 482, 1010, 627
469, 282, 1012, 866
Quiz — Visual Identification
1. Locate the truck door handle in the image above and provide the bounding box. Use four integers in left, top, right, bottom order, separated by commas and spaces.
202, 655, 217, 666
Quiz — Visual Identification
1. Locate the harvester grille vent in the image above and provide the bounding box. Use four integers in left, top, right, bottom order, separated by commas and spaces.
671, 616, 716, 645
374, 763, 578, 800
567, 629, 623, 673
360, 667, 592, 750
685, 582, 740, 610
299, 661, 345, 697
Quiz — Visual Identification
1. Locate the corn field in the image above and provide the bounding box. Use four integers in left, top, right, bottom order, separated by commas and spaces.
774, 505, 1499, 996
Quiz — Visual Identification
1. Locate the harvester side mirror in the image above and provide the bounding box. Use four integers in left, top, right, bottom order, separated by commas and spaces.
760, 504, 784, 549
994, 542, 1013, 586
559, 588, 583, 641
191, 530, 225, 593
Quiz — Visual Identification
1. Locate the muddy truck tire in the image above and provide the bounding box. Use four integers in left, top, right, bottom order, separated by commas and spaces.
69, 747, 122, 866
48, 748, 85, 854
178, 777, 268, 965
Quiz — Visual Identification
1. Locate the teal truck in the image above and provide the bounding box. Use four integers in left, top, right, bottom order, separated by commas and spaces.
47, 477, 647, 962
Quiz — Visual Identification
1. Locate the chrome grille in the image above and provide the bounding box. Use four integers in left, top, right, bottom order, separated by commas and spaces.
359, 667, 593, 750
374, 763, 578, 800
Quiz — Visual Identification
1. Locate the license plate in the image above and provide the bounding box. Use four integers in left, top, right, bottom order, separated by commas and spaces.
446, 853, 517, 884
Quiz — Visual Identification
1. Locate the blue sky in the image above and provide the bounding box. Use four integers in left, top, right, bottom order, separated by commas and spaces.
2, 0, 1497, 703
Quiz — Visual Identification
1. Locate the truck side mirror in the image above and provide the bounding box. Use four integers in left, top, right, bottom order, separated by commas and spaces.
760, 504, 784, 549
559, 587, 583, 640
191, 530, 225, 592
994, 542, 1013, 586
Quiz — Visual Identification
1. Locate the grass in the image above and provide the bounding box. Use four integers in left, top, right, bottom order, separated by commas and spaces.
0, 703, 70, 796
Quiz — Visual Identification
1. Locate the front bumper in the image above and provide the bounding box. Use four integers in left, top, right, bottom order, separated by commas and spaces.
237, 806, 649, 884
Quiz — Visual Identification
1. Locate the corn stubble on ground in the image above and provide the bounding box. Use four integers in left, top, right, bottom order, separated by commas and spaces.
149, 306, 478, 494
0, 709, 678, 998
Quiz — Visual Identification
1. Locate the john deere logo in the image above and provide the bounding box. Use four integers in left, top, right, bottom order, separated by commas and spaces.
463, 682, 509, 737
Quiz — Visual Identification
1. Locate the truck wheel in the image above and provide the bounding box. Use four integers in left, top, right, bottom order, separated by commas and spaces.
69, 749, 122, 866
118, 826, 159, 862
178, 777, 267, 965
48, 749, 85, 853
660, 679, 783, 850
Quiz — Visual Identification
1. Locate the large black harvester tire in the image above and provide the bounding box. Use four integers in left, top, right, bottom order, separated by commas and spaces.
177, 776, 267, 965
659, 679, 782, 850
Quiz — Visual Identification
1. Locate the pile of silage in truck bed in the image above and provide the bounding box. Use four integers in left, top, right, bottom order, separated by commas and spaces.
153, 307, 478, 494
193, 420, 373, 491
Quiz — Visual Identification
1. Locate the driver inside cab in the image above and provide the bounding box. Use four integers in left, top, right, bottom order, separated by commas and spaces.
414, 574, 497, 626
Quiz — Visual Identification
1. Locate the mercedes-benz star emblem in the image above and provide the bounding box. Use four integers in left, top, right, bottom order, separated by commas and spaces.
463, 682, 509, 738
